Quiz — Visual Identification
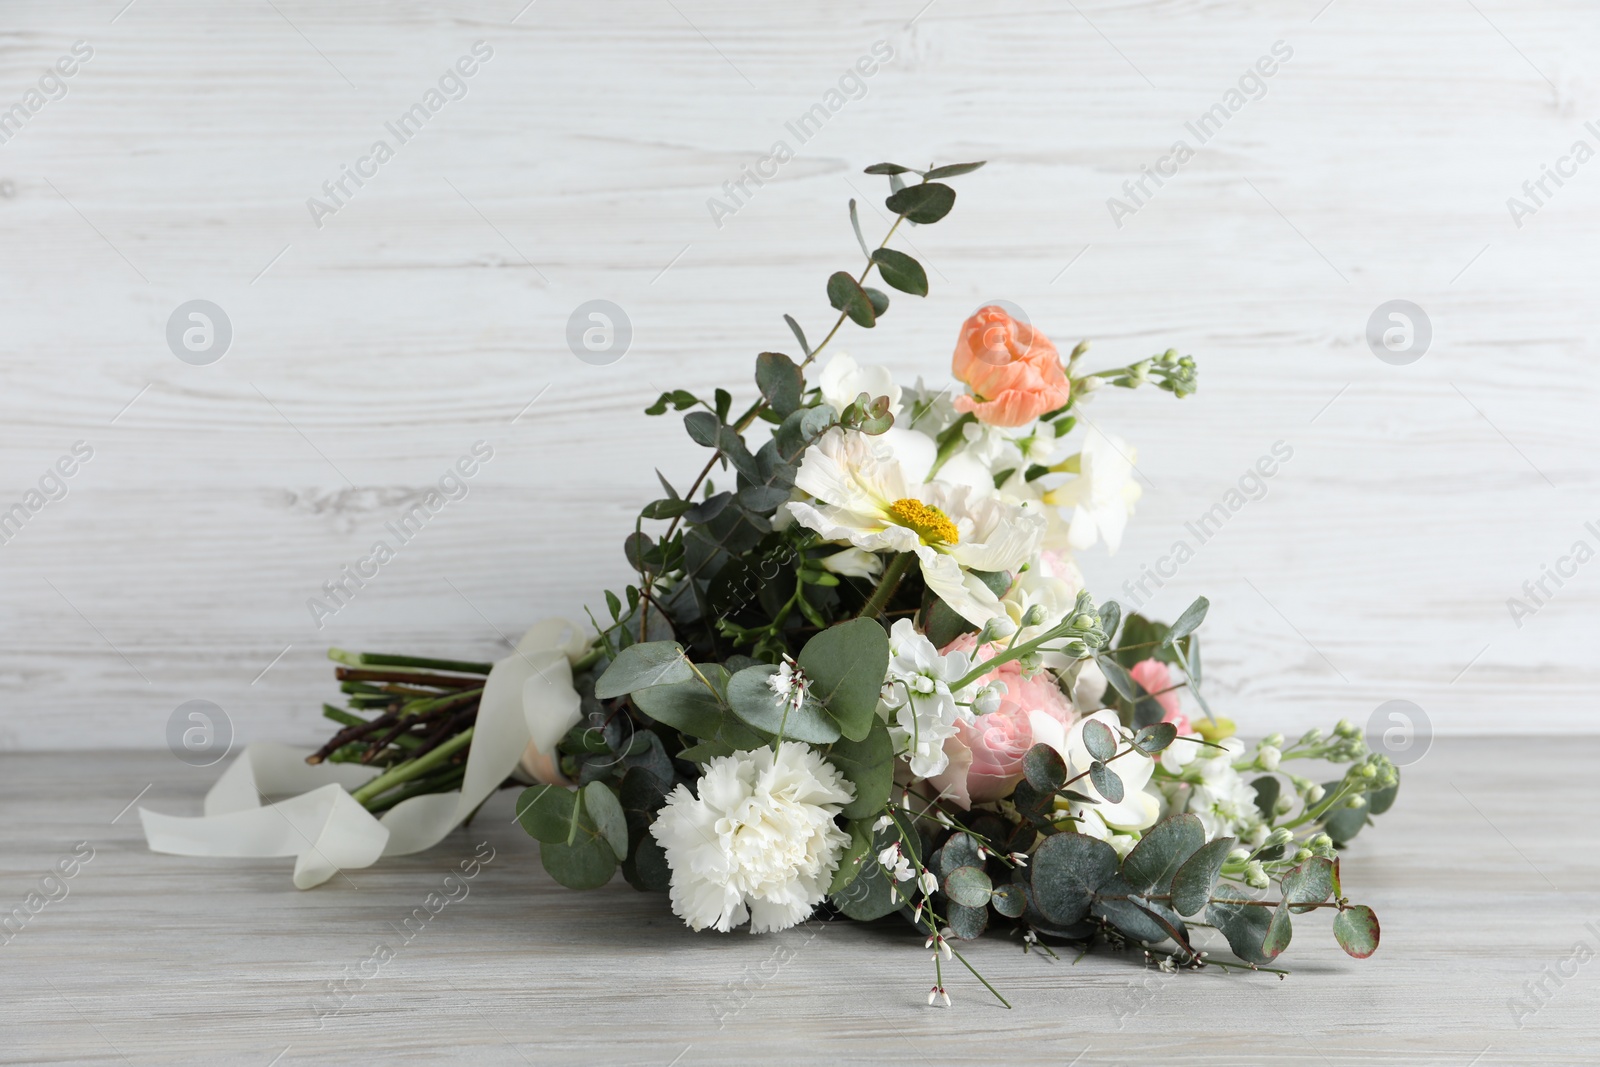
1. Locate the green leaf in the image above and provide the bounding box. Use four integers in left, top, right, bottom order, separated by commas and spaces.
1097, 653, 1138, 702
1208, 884, 1279, 964
990, 882, 1027, 919
1022, 743, 1066, 792
604, 589, 622, 620
870, 248, 928, 297
1282, 856, 1335, 914
623, 832, 671, 893
1165, 596, 1210, 644
1133, 722, 1177, 754
831, 824, 902, 921
935, 832, 982, 876
885, 182, 956, 224
848, 199, 870, 257
1252, 775, 1281, 820
946, 900, 988, 940
824, 716, 893, 820
829, 819, 876, 895
1187, 632, 1203, 685
725, 664, 840, 744
583, 782, 628, 860
863, 162, 914, 175
799, 618, 890, 742
1319, 782, 1370, 844
593, 641, 690, 699
1097, 600, 1123, 643
783, 313, 811, 357
1367, 775, 1400, 816
923, 161, 986, 180
684, 410, 720, 447
640, 497, 694, 520
1262, 901, 1294, 957
1082, 719, 1117, 762
1089, 761, 1124, 803
921, 597, 976, 649
944, 865, 993, 908
540, 833, 617, 890
826, 270, 876, 328
1091, 876, 1185, 945
631, 672, 727, 740
1120, 813, 1203, 896
755, 351, 804, 418
863, 286, 890, 318
1333, 905, 1381, 958
514, 784, 576, 844
1170, 836, 1235, 916
1031, 832, 1118, 926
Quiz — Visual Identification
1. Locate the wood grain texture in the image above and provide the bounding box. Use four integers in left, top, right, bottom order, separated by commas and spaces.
2, 1, 1598, 747
1, 740, 1597, 1064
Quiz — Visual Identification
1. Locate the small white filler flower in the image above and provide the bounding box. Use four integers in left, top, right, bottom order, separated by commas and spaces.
651, 743, 854, 934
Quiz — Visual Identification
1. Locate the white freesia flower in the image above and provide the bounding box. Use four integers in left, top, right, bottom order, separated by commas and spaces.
786, 428, 1046, 625
651, 743, 854, 934
1027, 708, 1160, 831
880, 618, 974, 778
1044, 427, 1143, 553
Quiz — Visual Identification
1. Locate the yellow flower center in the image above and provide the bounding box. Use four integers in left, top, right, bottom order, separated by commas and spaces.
888, 498, 959, 546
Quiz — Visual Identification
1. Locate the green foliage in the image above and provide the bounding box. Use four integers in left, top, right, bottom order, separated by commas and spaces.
1207, 884, 1280, 965
943, 865, 993, 908
885, 182, 956, 224
1282, 857, 1335, 913
1120, 813, 1203, 896
1022, 743, 1066, 792
827, 271, 876, 328
1082, 719, 1117, 762
755, 351, 804, 417
726, 664, 841, 744
593, 642, 691, 699
1333, 905, 1380, 958
1031, 832, 1118, 927
583, 781, 629, 861
824, 717, 893, 820
1170, 836, 1234, 916
515, 784, 617, 890
798, 618, 890, 742
1089, 761, 1124, 803
870, 248, 928, 296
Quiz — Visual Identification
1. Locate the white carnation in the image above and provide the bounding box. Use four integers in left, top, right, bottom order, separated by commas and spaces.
650, 743, 854, 934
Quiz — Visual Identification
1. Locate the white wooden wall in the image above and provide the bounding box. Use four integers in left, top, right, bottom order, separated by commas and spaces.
3, 0, 1596, 750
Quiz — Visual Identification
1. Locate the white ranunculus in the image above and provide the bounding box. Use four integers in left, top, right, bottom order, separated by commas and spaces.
1028, 708, 1160, 831
1044, 427, 1143, 554
786, 428, 1045, 626
651, 743, 854, 934
879, 619, 975, 778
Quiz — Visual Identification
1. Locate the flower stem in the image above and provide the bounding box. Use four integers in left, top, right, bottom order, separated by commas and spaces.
350, 727, 475, 807
857, 552, 915, 620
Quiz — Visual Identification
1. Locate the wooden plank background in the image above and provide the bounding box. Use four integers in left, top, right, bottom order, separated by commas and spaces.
2, 0, 1597, 749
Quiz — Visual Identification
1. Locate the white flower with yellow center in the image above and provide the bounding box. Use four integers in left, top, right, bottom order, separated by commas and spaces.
785, 428, 1046, 626
651, 743, 854, 934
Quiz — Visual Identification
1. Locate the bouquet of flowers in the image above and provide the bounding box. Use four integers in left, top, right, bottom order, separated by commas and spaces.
144, 160, 1395, 1006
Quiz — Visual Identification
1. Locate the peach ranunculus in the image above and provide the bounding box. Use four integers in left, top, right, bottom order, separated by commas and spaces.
950, 305, 1073, 428
926, 634, 1077, 808
1129, 658, 1190, 734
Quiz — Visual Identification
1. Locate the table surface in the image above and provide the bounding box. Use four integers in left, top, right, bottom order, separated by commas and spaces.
3, 739, 1597, 1066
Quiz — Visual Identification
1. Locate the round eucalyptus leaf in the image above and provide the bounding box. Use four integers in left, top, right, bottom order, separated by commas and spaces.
1031, 832, 1118, 927
1170, 836, 1235, 917
990, 882, 1027, 919
1333, 905, 1381, 958
943, 865, 993, 908
1023, 743, 1067, 792
1083, 719, 1118, 763
1089, 761, 1124, 804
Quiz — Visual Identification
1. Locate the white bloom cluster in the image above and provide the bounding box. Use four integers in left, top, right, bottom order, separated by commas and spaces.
1160, 737, 1269, 846
878, 619, 978, 778
651, 743, 854, 934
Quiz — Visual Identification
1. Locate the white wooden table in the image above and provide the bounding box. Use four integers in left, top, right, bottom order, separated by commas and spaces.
3, 739, 1595, 1065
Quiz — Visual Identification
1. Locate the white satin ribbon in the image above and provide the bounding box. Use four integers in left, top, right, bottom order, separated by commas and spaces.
141, 620, 589, 888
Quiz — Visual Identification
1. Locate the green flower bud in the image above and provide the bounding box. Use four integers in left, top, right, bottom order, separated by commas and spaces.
1021, 604, 1048, 628
1294, 847, 1314, 862
1257, 745, 1281, 772
1309, 833, 1333, 849
1263, 732, 1285, 749
1227, 847, 1251, 863
1267, 828, 1294, 847
1244, 861, 1270, 889
1305, 783, 1326, 804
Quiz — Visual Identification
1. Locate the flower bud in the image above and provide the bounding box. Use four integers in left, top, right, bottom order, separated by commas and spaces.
1294, 847, 1314, 862
1346, 795, 1367, 810
1309, 833, 1333, 849
1018, 652, 1043, 671
1069, 613, 1097, 632
1244, 861, 1270, 889
1257, 745, 1281, 772
1267, 828, 1294, 848
1227, 847, 1251, 863
973, 683, 1004, 716
1335, 718, 1358, 738
1273, 795, 1294, 817
1263, 732, 1285, 749
978, 616, 1017, 644
1299, 727, 1324, 746
1305, 783, 1326, 804
1078, 375, 1104, 393
1020, 604, 1049, 628
1062, 641, 1088, 659
1359, 762, 1377, 779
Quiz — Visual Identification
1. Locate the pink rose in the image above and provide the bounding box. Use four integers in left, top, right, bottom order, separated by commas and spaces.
1129, 658, 1190, 734
951, 305, 1073, 428
927, 635, 1078, 807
